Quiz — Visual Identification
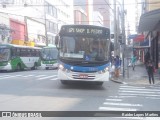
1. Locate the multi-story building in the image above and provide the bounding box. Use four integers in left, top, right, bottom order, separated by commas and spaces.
0, 0, 74, 46
73, 0, 105, 26
93, 0, 110, 28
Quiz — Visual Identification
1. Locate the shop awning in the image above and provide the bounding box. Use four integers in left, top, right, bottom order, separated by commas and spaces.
138, 9, 160, 32
133, 34, 144, 42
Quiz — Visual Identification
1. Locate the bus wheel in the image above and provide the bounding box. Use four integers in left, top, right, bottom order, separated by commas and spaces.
61, 80, 68, 84
31, 63, 37, 70
16, 64, 21, 71
95, 82, 103, 86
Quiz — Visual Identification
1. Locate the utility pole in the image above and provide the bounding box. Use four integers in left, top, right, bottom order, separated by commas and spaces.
114, 0, 117, 56
122, 0, 126, 78
44, 0, 48, 46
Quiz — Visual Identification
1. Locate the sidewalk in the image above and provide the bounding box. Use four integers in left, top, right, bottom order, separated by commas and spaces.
110, 64, 160, 85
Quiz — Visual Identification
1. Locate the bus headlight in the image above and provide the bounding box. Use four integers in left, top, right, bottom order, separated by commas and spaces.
59, 64, 64, 70
58, 64, 70, 72
98, 67, 109, 74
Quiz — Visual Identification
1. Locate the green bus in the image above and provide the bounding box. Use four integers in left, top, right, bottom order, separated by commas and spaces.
40, 45, 58, 70
0, 44, 41, 71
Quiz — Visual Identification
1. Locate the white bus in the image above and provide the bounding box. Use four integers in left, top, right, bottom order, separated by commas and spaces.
0, 44, 41, 71
55, 25, 111, 85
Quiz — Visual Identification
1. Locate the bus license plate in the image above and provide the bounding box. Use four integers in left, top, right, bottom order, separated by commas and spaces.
79, 74, 88, 78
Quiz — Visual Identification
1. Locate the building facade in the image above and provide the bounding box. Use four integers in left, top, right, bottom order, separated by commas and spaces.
0, 0, 74, 46
138, 0, 160, 69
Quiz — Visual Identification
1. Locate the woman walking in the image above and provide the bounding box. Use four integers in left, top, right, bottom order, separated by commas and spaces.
146, 59, 155, 84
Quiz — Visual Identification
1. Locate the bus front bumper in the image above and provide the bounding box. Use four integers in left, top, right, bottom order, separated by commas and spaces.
0, 63, 12, 71
57, 69, 109, 82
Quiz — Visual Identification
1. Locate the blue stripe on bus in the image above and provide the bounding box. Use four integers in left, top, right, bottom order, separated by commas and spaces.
60, 62, 110, 72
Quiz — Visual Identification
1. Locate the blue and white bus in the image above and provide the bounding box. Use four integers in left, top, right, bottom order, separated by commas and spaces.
55, 25, 111, 85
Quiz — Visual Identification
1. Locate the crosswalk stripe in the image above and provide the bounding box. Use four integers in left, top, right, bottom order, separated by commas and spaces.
119, 88, 160, 92
103, 102, 142, 107
37, 75, 57, 80
119, 90, 160, 94
119, 93, 160, 97
35, 75, 47, 77
99, 107, 137, 111
0, 75, 23, 79
50, 78, 58, 81
23, 75, 34, 77
120, 85, 146, 89
105, 99, 122, 101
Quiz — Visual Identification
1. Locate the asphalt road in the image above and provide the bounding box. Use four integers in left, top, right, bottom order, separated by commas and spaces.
0, 69, 160, 120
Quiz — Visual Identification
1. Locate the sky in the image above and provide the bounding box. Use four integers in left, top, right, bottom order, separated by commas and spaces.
124, 0, 137, 34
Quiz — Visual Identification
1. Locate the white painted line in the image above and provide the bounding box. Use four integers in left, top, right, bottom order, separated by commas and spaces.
0, 75, 23, 79
37, 75, 57, 80
23, 75, 34, 77
103, 102, 142, 107
109, 96, 136, 98
119, 93, 160, 97
145, 97, 160, 99
120, 86, 146, 89
35, 75, 47, 77
119, 88, 160, 92
99, 107, 137, 111
105, 99, 122, 102
119, 90, 160, 94
50, 78, 58, 81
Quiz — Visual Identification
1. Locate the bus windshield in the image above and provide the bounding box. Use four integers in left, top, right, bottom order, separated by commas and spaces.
59, 36, 110, 62
0, 48, 10, 62
41, 48, 58, 60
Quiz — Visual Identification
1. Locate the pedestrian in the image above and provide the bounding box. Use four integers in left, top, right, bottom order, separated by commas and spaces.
131, 55, 137, 70
146, 59, 155, 84
114, 55, 120, 78
144, 50, 150, 68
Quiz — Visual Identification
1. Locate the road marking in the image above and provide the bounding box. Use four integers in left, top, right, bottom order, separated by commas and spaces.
23, 75, 34, 77
0, 75, 23, 79
35, 75, 47, 77
37, 75, 57, 80
99, 107, 137, 111
119, 93, 160, 97
105, 99, 122, 101
120, 85, 146, 89
119, 88, 160, 92
109, 96, 136, 98
119, 90, 160, 94
50, 78, 58, 81
103, 102, 142, 107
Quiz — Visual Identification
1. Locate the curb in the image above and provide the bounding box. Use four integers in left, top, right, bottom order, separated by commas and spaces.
110, 79, 126, 84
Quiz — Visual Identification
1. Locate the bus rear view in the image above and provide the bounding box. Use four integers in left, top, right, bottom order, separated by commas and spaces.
55, 25, 110, 85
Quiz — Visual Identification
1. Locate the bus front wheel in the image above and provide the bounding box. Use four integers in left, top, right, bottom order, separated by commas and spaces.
60, 80, 68, 84
95, 82, 103, 86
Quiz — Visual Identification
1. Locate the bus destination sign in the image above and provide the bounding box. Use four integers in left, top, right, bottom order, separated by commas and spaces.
61, 26, 109, 37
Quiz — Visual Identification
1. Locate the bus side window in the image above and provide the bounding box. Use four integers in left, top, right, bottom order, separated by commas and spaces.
11, 48, 17, 59
16, 48, 20, 56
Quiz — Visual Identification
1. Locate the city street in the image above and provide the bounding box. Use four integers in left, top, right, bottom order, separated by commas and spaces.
0, 69, 160, 120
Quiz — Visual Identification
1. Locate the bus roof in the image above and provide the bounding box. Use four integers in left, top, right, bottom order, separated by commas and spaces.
0, 44, 41, 49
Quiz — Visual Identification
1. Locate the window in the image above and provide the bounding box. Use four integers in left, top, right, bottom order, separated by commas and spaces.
46, 20, 58, 33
